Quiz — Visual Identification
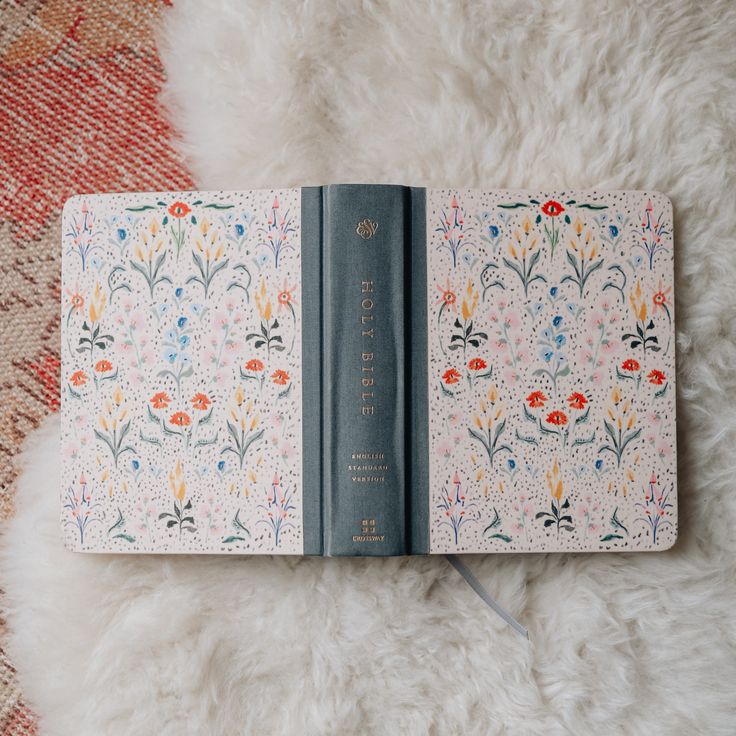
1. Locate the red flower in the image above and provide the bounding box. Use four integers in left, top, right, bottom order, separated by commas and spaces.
621, 358, 641, 372
168, 201, 191, 218
191, 393, 211, 411
94, 359, 112, 373
245, 358, 264, 372
70, 370, 88, 387
546, 410, 568, 426
150, 391, 171, 409
443, 368, 461, 385
527, 390, 548, 408
567, 392, 588, 410
648, 369, 666, 385
468, 358, 487, 371
271, 369, 290, 385
169, 411, 191, 427
541, 200, 565, 217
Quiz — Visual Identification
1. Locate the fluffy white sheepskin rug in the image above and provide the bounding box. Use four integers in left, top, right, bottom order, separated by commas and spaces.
3, 1, 736, 733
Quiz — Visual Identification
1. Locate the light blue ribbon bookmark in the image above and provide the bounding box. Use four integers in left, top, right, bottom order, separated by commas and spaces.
446, 555, 529, 639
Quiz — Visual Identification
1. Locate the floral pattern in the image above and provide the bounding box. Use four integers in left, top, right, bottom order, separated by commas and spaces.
61, 190, 304, 553
427, 190, 676, 552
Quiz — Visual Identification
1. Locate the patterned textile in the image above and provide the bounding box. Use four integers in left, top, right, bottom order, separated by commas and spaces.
0, 0, 192, 730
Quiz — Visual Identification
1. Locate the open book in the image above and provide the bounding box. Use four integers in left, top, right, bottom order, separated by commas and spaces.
60, 186, 677, 555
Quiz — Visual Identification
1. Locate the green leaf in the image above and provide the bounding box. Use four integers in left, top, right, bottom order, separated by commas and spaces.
515, 429, 538, 445
113, 533, 136, 543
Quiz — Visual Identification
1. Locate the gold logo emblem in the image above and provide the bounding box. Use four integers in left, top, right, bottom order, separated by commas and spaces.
356, 219, 378, 240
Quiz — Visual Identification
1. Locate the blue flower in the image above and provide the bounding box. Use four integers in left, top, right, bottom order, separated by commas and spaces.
552, 315, 563, 327
234, 223, 245, 237
190, 303, 203, 316
507, 459, 516, 471
595, 459, 603, 471
566, 302, 577, 315
555, 333, 566, 347
177, 316, 188, 328
488, 225, 499, 238
608, 224, 619, 238
117, 228, 127, 242
131, 459, 140, 471
540, 348, 554, 363
164, 349, 177, 363
181, 353, 192, 366
175, 287, 184, 299
158, 304, 169, 316
179, 334, 190, 347
550, 286, 558, 297
217, 460, 226, 472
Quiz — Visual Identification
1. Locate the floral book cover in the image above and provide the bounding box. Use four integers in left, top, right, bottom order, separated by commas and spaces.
60, 187, 677, 555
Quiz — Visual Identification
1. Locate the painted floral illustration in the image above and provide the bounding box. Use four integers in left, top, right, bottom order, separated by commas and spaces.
61, 190, 304, 553
428, 189, 676, 553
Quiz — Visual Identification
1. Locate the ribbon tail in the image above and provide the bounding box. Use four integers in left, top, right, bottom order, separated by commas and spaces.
446, 555, 529, 639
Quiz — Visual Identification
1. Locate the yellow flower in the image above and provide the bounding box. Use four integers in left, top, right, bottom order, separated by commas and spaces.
629, 280, 647, 322
168, 459, 186, 502
487, 384, 498, 403
611, 385, 622, 405
88, 282, 106, 322
234, 386, 245, 406
112, 385, 123, 406
546, 457, 563, 501
255, 279, 272, 321
460, 279, 478, 321
574, 217, 583, 235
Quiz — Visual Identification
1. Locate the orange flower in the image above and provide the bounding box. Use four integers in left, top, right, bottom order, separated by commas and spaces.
567, 392, 588, 410
468, 358, 487, 371
271, 369, 290, 385
169, 411, 191, 427
168, 201, 191, 218
541, 200, 565, 217
621, 358, 640, 372
277, 279, 297, 309
546, 410, 568, 426
435, 279, 457, 310
527, 390, 547, 408
648, 369, 666, 385
191, 393, 211, 411
244, 358, 264, 372
150, 391, 171, 409
67, 291, 84, 311
443, 368, 461, 384
70, 370, 88, 386
652, 280, 672, 311
94, 359, 112, 373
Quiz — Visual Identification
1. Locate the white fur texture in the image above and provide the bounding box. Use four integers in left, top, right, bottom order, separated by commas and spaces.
4, 1, 736, 732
